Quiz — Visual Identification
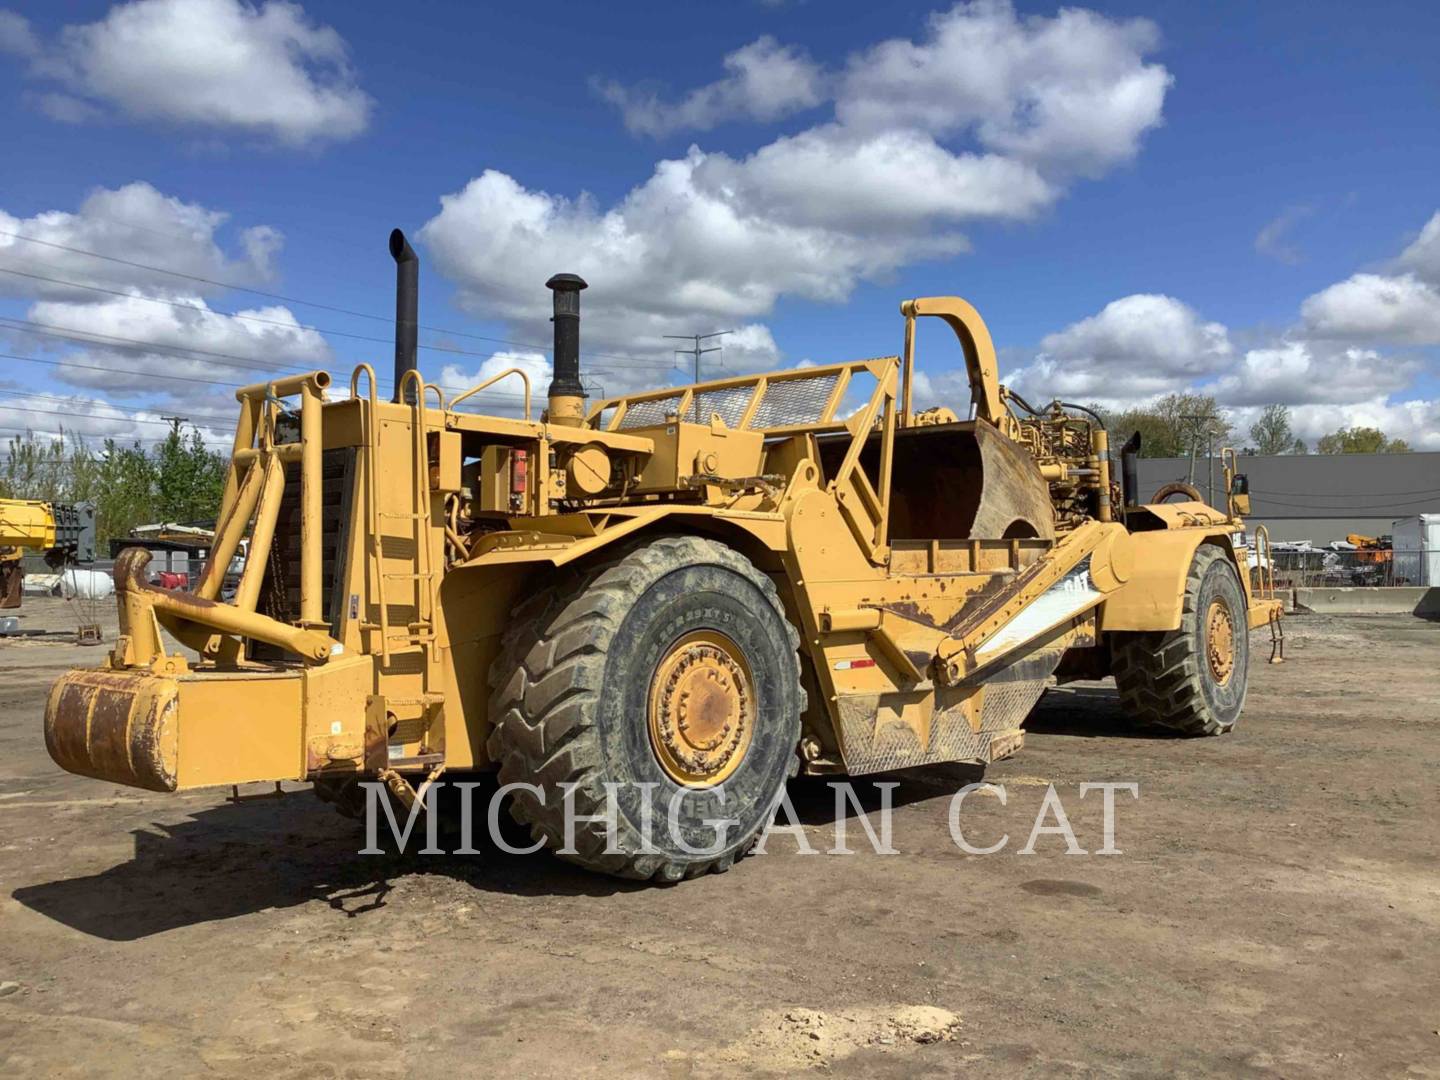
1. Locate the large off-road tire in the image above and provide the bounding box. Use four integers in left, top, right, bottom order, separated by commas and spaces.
485, 536, 804, 881
1111, 545, 1249, 736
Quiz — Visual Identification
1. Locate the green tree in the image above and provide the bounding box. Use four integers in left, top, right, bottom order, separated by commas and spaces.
1291, 437, 1308, 454
0, 424, 229, 547
1249, 404, 1296, 456
93, 440, 159, 546
153, 425, 227, 523
1102, 393, 1233, 459
1315, 426, 1412, 454
0, 432, 68, 500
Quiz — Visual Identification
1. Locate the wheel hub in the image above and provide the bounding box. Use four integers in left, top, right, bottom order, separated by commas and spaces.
1206, 600, 1236, 684
648, 631, 754, 787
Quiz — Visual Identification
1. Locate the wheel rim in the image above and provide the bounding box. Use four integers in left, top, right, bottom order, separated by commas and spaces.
648, 630, 755, 787
1205, 599, 1237, 685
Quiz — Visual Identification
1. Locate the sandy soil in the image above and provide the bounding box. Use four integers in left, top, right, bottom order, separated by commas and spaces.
1, 598, 1437, 1078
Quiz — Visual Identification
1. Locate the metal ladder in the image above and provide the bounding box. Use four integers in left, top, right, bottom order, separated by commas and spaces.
350, 367, 446, 753
1253, 524, 1285, 664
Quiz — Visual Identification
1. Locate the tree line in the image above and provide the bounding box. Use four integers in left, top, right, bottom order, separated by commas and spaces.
0, 426, 228, 548
1093, 395, 1412, 457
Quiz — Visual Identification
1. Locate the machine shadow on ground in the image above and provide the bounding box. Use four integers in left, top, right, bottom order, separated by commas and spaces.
11, 767, 984, 941
1024, 684, 1180, 740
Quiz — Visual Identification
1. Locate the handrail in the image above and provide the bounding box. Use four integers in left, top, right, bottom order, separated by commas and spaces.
588, 356, 895, 433
1253, 524, 1276, 599
399, 367, 437, 640
235, 370, 330, 402
350, 363, 392, 663
449, 367, 532, 420
349, 363, 377, 401
424, 382, 445, 412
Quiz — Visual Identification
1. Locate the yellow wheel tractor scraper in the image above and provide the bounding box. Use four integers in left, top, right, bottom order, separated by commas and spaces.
43, 229, 1285, 880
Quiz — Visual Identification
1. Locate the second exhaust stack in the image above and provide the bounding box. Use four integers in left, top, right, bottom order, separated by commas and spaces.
546, 273, 587, 426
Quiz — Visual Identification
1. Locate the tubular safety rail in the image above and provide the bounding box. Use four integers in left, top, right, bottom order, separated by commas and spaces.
203, 370, 329, 626
1252, 524, 1277, 600
588, 357, 898, 437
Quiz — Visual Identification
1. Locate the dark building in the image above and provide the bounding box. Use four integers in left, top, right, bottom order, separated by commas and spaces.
1134, 451, 1440, 544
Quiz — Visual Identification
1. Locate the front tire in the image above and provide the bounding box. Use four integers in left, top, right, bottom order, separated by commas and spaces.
485, 537, 803, 881
1112, 545, 1249, 736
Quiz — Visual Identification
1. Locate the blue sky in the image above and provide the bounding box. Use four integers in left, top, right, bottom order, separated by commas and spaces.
1, 0, 1438, 448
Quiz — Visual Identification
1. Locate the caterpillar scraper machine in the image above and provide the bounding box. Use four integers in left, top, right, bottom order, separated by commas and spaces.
43, 231, 1285, 880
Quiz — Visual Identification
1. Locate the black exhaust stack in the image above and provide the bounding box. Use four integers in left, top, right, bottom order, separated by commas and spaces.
390, 229, 419, 402
1120, 430, 1142, 509
545, 272, 588, 426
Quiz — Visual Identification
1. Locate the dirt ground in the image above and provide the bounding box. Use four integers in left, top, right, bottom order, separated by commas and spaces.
1, 597, 1437, 1078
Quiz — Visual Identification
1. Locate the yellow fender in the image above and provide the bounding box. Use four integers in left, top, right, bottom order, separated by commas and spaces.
1099, 523, 1243, 632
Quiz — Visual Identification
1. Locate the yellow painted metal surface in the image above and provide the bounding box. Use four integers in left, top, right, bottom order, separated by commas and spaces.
1100, 526, 1236, 631
0, 500, 58, 550
44, 287, 1282, 799
175, 674, 304, 788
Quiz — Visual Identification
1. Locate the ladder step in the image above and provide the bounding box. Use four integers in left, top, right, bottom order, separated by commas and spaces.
386, 753, 445, 769
385, 694, 446, 707
382, 571, 436, 580
378, 511, 430, 520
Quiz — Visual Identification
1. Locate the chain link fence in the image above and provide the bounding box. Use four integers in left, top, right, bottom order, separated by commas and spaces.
1261, 548, 1439, 589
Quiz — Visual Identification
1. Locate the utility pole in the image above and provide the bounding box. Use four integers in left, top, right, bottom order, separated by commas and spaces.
160, 416, 188, 438
664, 330, 733, 382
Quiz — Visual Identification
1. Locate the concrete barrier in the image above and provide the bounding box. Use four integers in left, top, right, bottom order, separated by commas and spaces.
1292, 586, 1440, 617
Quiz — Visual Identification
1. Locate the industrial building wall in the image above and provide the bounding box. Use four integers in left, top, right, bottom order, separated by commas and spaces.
1133, 451, 1440, 544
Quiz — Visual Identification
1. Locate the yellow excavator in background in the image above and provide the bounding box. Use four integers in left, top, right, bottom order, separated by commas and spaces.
0, 500, 95, 608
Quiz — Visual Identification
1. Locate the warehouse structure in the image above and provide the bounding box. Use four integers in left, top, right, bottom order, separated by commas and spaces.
1135, 451, 1440, 545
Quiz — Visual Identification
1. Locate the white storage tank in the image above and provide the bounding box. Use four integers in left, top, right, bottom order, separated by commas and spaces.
1391, 514, 1440, 587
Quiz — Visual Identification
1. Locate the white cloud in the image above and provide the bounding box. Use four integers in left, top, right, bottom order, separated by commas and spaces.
26, 294, 331, 401
437, 350, 552, 418
836, 0, 1170, 178
598, 36, 824, 137
8, 0, 372, 146
1213, 340, 1416, 407
1300, 272, 1440, 345
0, 183, 324, 442
1297, 209, 1440, 346
427, 3, 1170, 391
1283, 399, 1440, 452
1396, 211, 1440, 282
998, 208, 1440, 452
1003, 294, 1233, 405
0, 181, 280, 301
0, 389, 233, 447
698, 126, 1052, 232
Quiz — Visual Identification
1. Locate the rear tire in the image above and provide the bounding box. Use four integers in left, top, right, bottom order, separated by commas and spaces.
1112, 545, 1249, 736
485, 537, 804, 881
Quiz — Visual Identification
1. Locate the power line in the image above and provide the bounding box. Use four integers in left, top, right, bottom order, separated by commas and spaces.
664, 330, 733, 382
0, 230, 679, 367
0, 264, 551, 365
0, 424, 179, 447
0, 386, 237, 426
1251, 493, 1440, 510
1, 350, 248, 390
1248, 485, 1440, 499
0, 314, 324, 373
0, 330, 530, 402
0, 402, 231, 429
